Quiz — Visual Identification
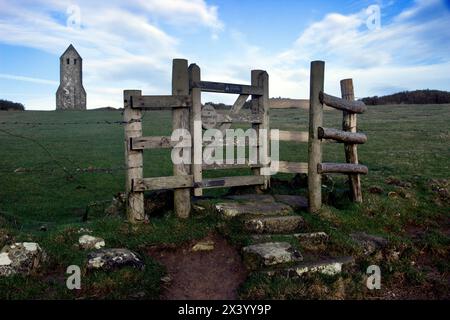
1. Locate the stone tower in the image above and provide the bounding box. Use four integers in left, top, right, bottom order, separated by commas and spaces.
56, 44, 86, 110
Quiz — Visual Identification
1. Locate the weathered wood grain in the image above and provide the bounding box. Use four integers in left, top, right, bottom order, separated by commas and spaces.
308, 61, 325, 213
198, 175, 265, 189
341, 78, 364, 202
320, 92, 366, 114
124, 90, 145, 223
172, 59, 191, 218
133, 175, 194, 192
317, 163, 368, 175
131, 95, 191, 109
318, 127, 367, 144
192, 81, 263, 95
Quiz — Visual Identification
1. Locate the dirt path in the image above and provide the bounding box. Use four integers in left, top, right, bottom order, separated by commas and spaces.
147, 233, 248, 300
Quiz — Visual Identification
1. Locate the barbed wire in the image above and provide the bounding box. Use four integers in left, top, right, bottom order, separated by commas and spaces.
0, 119, 141, 126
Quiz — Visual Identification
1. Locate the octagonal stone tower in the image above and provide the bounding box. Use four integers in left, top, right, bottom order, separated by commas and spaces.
56, 44, 86, 110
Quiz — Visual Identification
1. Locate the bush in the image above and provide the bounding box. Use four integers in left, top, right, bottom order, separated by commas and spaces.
0, 99, 25, 111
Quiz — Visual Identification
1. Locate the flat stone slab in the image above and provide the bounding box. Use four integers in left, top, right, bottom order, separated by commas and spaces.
242, 242, 303, 270
251, 232, 329, 243
273, 195, 308, 211
215, 201, 293, 219
244, 216, 304, 234
87, 248, 144, 271
226, 194, 275, 203
263, 256, 354, 278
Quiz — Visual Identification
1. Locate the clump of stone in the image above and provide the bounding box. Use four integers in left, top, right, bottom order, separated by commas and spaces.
78, 235, 105, 250
0, 242, 46, 277
351, 232, 388, 256
104, 193, 126, 216
87, 248, 144, 271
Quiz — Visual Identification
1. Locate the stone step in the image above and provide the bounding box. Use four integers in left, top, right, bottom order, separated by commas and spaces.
261, 256, 354, 278
251, 232, 329, 243
244, 216, 305, 234
226, 194, 275, 203
242, 242, 303, 270
273, 195, 308, 211
215, 201, 293, 219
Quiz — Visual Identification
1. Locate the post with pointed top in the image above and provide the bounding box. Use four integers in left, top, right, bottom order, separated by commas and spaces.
172, 59, 191, 218
308, 61, 325, 213
341, 78, 363, 202
251, 69, 270, 190
124, 90, 145, 223
188, 63, 203, 197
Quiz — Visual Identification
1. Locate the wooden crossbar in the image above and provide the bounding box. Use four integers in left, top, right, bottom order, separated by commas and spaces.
317, 163, 368, 175
197, 175, 265, 189
320, 92, 366, 114
191, 81, 264, 95
131, 95, 191, 109
318, 127, 367, 144
133, 175, 194, 192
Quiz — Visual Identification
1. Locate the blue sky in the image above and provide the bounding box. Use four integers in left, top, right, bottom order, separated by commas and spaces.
0, 0, 449, 110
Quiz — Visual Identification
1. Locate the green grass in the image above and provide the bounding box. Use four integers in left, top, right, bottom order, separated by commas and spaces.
0, 104, 449, 299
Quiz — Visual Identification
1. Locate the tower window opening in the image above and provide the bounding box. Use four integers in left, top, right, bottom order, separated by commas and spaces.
74, 59, 77, 65
67, 58, 70, 64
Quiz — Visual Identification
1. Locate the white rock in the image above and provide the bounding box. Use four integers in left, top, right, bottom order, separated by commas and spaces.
0, 252, 12, 266
78, 235, 105, 250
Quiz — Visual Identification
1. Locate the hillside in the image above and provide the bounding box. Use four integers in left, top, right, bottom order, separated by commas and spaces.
361, 89, 450, 105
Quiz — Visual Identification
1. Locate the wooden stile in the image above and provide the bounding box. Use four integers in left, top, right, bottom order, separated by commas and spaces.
308, 61, 325, 213
172, 59, 191, 218
124, 90, 145, 223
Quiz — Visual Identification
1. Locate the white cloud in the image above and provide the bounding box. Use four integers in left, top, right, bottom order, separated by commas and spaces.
0, 0, 223, 109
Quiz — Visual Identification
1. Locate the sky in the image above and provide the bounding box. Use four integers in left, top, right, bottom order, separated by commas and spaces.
0, 0, 449, 110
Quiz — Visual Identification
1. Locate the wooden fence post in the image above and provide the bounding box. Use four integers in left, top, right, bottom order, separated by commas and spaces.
172, 59, 191, 218
188, 64, 203, 197
340, 79, 362, 202
308, 61, 325, 213
251, 70, 270, 190
124, 90, 145, 223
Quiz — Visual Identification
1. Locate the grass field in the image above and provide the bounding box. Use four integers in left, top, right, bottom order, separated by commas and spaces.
0, 104, 449, 299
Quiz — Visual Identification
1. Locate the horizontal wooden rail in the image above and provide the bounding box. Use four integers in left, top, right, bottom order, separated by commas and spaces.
320, 92, 366, 114
317, 163, 368, 175
202, 161, 262, 170
133, 175, 194, 192
276, 130, 309, 142
192, 81, 264, 95
274, 161, 308, 174
131, 95, 191, 109
197, 175, 265, 189
131, 136, 191, 150
318, 127, 367, 144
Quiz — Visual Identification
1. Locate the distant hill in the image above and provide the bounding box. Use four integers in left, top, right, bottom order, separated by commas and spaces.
361, 90, 450, 105
0, 99, 25, 111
